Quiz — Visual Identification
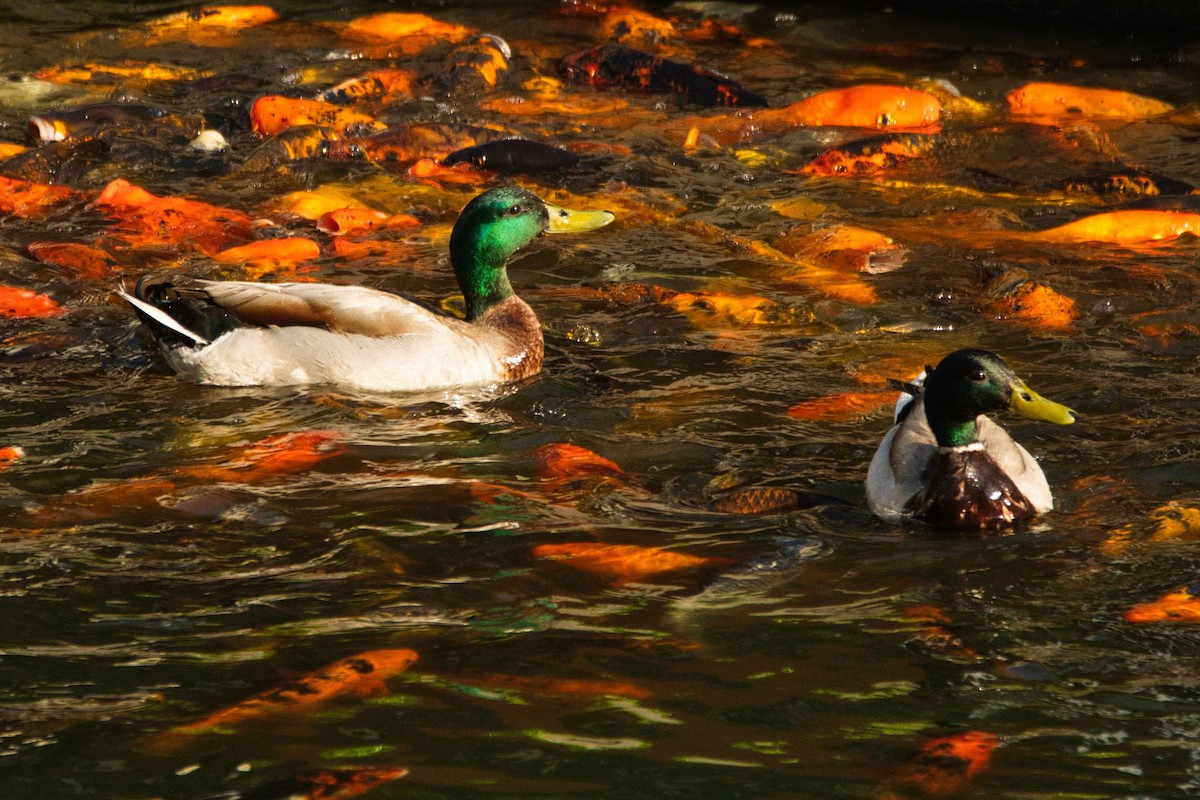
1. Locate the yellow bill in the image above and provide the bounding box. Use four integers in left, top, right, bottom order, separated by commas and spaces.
542, 202, 615, 234
1009, 380, 1077, 425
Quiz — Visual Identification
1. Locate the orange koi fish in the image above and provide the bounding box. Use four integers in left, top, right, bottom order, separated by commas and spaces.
533, 542, 721, 584
799, 133, 939, 177
1125, 584, 1200, 623
982, 273, 1078, 332
439, 34, 511, 93
33, 61, 211, 87
315, 208, 391, 235
0, 446, 24, 471
341, 12, 473, 51
532, 443, 622, 481
407, 158, 492, 185
787, 390, 896, 422
171, 648, 419, 737
1033, 209, 1200, 246
94, 178, 254, 254
147, 4, 279, 32
480, 81, 644, 120
775, 225, 907, 275
451, 672, 651, 700
26, 432, 344, 527
215, 766, 408, 800
177, 431, 345, 485
673, 219, 878, 305
543, 280, 797, 324
1007, 81, 1173, 120
277, 185, 374, 220
25, 242, 121, 281
900, 605, 981, 662
316, 68, 415, 105
0, 175, 81, 217
242, 126, 348, 170
336, 123, 512, 168
212, 237, 322, 270
600, 8, 679, 46
0, 285, 64, 318
683, 84, 941, 146
249, 96, 385, 138
326, 236, 426, 264
877, 731, 998, 799
663, 290, 791, 326
775, 84, 942, 129
596, 6, 758, 50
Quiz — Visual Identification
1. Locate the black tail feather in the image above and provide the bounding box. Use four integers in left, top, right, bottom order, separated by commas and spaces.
131, 276, 251, 347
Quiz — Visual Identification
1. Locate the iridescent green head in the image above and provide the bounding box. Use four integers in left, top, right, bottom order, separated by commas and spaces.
921, 349, 1076, 448
448, 185, 613, 320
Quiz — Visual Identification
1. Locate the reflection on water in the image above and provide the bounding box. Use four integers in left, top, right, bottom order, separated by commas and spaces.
1, 1, 1200, 798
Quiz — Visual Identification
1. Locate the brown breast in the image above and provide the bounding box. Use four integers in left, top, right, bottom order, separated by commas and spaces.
904, 446, 1038, 530
477, 296, 544, 381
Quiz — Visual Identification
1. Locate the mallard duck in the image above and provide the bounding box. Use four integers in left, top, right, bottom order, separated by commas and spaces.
866, 349, 1077, 528
119, 185, 614, 393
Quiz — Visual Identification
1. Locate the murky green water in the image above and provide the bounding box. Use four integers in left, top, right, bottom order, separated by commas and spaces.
3, 2, 1200, 798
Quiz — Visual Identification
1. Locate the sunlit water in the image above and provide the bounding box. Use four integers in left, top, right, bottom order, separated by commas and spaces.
2, 2, 1200, 798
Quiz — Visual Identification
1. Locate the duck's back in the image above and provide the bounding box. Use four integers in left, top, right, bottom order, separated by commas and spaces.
164, 295, 543, 394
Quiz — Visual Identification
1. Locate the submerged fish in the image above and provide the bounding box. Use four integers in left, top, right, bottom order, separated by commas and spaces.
1054, 167, 1195, 198
441, 139, 581, 173
25, 103, 170, 144
800, 133, 940, 177
169, 648, 419, 738
877, 731, 998, 799
1125, 583, 1200, 623
340, 123, 512, 167
1007, 81, 1173, 120
438, 34, 511, 94
672, 537, 825, 611
200, 766, 407, 800
559, 43, 768, 107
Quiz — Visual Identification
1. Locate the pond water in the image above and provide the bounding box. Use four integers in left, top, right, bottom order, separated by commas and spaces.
3, 2, 1200, 798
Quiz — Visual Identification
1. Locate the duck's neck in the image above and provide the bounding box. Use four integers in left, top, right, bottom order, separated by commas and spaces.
451, 236, 515, 322
923, 394, 980, 449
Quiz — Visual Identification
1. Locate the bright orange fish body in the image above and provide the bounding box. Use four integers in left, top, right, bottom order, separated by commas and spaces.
216, 766, 408, 799
1125, 584, 1200, 623
878, 731, 998, 799
173, 648, 419, 735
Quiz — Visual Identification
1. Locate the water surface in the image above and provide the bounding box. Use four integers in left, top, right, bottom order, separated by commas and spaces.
2, 2, 1200, 798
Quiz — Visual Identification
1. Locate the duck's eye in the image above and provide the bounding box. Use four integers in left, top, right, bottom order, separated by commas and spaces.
507, 204, 524, 216
967, 369, 987, 383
